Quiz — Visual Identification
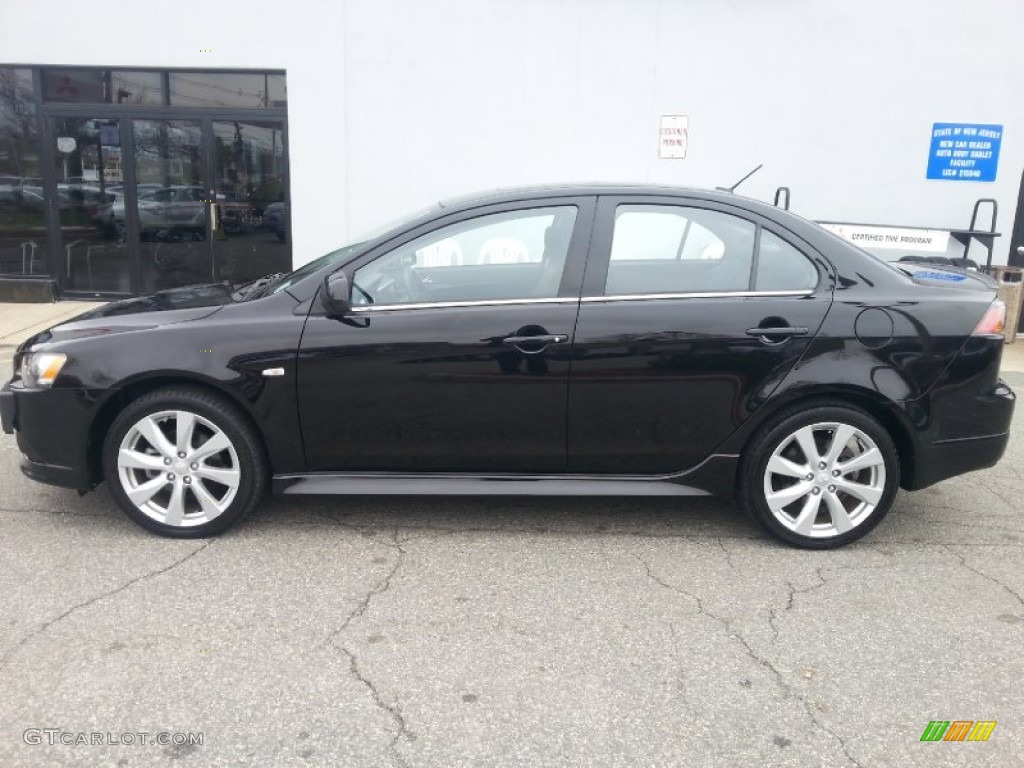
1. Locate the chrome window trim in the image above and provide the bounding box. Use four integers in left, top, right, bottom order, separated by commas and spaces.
348, 290, 813, 312
582, 289, 814, 303
350, 297, 578, 313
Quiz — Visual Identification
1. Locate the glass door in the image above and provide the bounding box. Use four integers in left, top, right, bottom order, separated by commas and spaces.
51, 117, 129, 293
209, 120, 289, 284
132, 119, 210, 292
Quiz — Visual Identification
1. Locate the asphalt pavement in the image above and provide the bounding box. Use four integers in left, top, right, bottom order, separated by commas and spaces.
0, 306, 1022, 767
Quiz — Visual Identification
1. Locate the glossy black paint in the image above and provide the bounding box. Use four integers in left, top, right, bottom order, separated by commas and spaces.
298, 301, 580, 472
0, 184, 1014, 502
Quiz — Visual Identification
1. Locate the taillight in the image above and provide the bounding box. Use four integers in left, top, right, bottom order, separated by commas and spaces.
973, 300, 1006, 336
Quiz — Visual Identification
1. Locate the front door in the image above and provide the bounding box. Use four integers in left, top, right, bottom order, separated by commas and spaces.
296, 199, 595, 473
568, 197, 833, 474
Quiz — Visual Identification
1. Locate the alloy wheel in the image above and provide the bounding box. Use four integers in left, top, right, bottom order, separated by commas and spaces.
116, 409, 241, 528
762, 421, 887, 539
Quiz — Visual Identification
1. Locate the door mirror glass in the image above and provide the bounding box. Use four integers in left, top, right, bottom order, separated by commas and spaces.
322, 271, 352, 315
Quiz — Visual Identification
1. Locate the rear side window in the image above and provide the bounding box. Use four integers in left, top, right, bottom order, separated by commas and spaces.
606, 205, 755, 294
755, 230, 818, 291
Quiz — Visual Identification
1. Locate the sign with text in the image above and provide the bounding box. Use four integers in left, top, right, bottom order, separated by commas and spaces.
819, 223, 950, 253
926, 123, 1002, 182
659, 115, 688, 159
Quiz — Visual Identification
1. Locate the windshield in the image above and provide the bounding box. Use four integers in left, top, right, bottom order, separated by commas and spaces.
267, 203, 442, 296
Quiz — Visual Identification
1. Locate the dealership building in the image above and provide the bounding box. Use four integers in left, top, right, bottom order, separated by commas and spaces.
1, 0, 1022, 303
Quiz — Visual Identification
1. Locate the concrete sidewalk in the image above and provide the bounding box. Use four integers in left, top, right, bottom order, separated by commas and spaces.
0, 301, 106, 349
1, 299, 1024, 372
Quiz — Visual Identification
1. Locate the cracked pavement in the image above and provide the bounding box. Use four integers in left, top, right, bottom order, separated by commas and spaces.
1, 374, 1022, 766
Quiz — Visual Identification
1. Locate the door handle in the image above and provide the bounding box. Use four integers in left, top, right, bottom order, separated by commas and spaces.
745, 326, 808, 343
502, 334, 568, 352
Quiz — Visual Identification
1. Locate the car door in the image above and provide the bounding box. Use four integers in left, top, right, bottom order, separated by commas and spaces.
567, 196, 834, 474
297, 197, 596, 473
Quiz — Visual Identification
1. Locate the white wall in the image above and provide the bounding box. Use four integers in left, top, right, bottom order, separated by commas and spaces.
343, 0, 1024, 263
3, 0, 1022, 266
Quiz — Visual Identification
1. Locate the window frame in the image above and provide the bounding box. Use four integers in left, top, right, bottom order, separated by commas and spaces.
584, 195, 829, 300
329, 197, 598, 313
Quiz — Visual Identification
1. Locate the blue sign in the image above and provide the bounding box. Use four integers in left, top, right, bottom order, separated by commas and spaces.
926, 123, 1003, 182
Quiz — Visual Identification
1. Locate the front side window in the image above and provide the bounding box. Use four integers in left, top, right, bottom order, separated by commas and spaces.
352, 206, 577, 306
606, 205, 755, 295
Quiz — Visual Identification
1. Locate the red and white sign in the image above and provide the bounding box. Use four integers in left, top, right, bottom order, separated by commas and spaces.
659, 115, 689, 159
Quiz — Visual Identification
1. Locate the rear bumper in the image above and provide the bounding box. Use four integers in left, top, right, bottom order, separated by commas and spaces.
907, 431, 1011, 490
904, 378, 1015, 490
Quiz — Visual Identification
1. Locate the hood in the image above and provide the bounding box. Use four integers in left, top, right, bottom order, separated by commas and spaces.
74, 282, 238, 319
18, 283, 233, 351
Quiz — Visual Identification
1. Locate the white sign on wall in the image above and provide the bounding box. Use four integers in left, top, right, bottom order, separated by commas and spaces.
818, 223, 950, 253
658, 115, 688, 159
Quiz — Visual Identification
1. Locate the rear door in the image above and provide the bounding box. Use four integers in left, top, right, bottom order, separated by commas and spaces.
297, 197, 595, 473
568, 196, 834, 474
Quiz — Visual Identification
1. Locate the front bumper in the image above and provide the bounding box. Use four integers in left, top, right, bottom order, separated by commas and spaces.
1, 381, 106, 490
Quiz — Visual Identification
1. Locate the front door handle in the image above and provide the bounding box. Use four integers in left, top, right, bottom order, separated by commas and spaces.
502, 334, 568, 353
745, 326, 809, 343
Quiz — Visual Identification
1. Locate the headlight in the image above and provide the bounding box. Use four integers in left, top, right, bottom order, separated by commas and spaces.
20, 352, 68, 389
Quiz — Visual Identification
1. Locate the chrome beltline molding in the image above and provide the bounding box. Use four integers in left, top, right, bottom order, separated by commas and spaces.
350, 291, 812, 313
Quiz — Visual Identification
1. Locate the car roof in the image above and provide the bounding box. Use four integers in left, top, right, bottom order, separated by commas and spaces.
439, 183, 745, 208
436, 183, 827, 241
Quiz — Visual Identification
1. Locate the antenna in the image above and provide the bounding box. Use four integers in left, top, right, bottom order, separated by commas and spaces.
716, 164, 764, 193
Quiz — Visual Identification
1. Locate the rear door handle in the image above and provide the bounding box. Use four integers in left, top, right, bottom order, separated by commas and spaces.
745, 326, 809, 342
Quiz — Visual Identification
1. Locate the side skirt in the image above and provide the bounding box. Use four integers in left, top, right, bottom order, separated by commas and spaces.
272, 454, 740, 498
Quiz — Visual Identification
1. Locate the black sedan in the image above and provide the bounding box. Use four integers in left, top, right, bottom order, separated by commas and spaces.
1, 185, 1015, 547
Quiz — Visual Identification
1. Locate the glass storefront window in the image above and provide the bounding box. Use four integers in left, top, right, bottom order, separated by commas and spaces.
169, 73, 286, 108
1, 65, 289, 296
41, 69, 163, 105
0, 68, 45, 277
52, 117, 128, 292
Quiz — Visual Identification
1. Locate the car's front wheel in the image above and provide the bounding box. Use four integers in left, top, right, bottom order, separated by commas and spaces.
739, 404, 900, 548
103, 387, 267, 537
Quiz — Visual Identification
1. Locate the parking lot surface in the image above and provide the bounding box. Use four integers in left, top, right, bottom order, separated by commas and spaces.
1, 373, 1022, 767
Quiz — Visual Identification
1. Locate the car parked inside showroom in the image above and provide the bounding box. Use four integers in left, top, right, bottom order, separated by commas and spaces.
1, 185, 1015, 547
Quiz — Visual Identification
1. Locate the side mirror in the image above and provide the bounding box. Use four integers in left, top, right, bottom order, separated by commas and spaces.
321, 272, 352, 316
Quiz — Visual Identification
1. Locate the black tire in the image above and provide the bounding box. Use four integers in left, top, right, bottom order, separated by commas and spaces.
103, 387, 268, 538
737, 403, 900, 549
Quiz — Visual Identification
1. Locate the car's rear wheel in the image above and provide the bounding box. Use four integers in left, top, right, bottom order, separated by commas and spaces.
739, 404, 900, 548
103, 387, 267, 537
